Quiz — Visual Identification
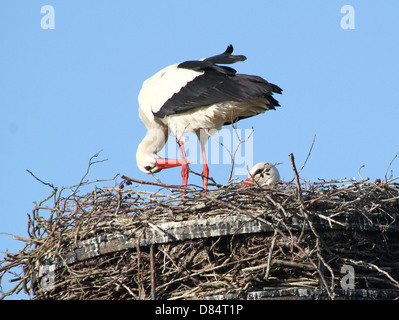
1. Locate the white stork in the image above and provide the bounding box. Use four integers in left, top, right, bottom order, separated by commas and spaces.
136, 45, 282, 190
242, 162, 281, 186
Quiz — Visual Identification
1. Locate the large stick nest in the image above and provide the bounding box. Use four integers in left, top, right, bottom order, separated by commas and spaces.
1, 159, 399, 300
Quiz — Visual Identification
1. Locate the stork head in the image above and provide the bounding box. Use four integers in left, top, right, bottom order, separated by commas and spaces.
136, 126, 192, 174
242, 162, 280, 186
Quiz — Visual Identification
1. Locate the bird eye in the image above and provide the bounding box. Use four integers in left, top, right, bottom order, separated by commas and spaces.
254, 169, 263, 176
144, 165, 154, 171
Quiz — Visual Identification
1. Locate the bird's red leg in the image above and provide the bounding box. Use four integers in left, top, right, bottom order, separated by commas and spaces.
200, 140, 209, 190
178, 141, 189, 188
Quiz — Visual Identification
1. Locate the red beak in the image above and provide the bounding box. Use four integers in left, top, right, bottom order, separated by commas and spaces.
241, 177, 253, 186
155, 158, 192, 170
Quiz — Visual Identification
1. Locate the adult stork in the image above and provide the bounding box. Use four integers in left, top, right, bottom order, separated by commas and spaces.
136, 45, 282, 190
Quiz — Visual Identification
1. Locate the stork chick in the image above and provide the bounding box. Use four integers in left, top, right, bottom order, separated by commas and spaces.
242, 162, 280, 186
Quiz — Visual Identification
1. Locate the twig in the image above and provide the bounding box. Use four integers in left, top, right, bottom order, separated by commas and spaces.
385, 150, 399, 181
298, 134, 316, 174
265, 229, 278, 280
26, 170, 57, 191
0, 233, 31, 243
150, 244, 157, 300
71, 150, 108, 196
358, 165, 366, 181
289, 153, 302, 200
121, 175, 195, 191
229, 126, 254, 182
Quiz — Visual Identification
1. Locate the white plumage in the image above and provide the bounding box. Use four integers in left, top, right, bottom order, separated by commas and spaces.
136, 45, 282, 190
138, 64, 204, 120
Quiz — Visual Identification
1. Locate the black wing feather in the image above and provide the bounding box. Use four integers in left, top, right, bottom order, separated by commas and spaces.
153, 45, 282, 119
203, 44, 247, 64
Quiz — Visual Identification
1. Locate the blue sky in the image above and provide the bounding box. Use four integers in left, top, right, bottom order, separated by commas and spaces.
1, 1, 399, 299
